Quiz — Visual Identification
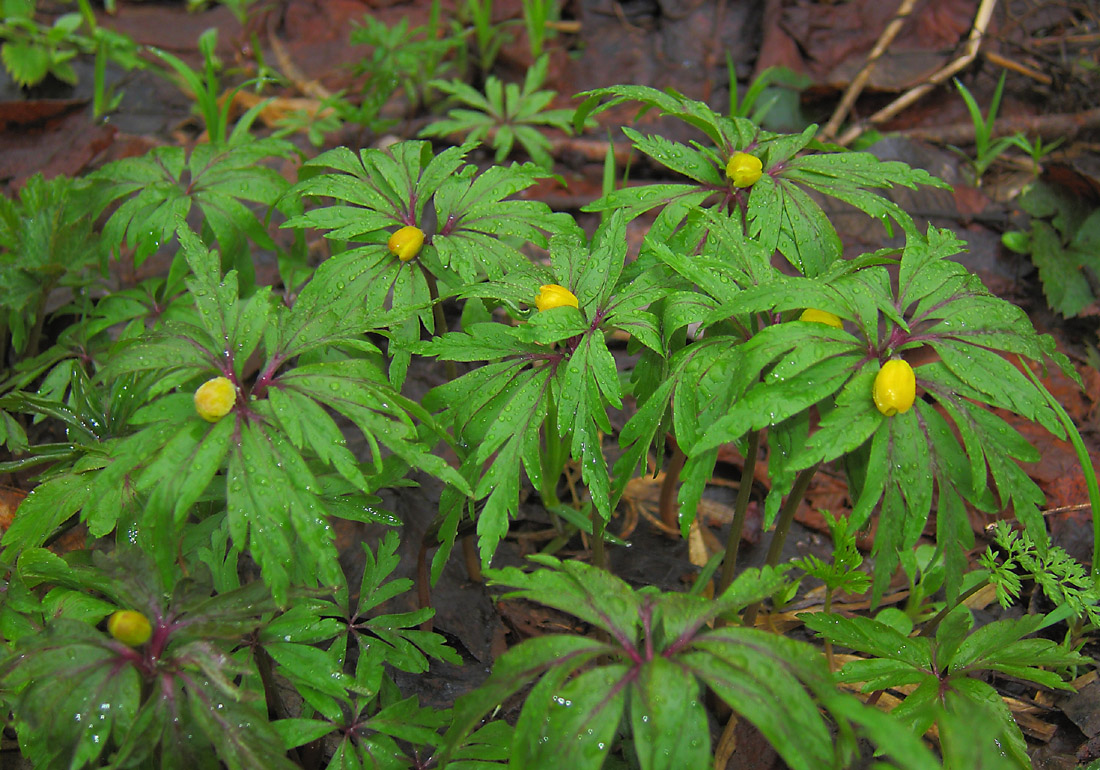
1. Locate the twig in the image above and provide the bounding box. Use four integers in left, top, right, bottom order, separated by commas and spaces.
1029, 32, 1100, 46
983, 49, 1052, 85
836, 0, 999, 147
819, 0, 919, 141
896, 105, 1100, 145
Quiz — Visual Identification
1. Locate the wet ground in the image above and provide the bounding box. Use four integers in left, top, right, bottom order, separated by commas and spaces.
3, 1, 1100, 767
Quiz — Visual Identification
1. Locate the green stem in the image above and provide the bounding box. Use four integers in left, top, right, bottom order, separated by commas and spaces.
540, 393, 567, 532
1017, 357, 1100, 579
917, 578, 988, 638
423, 268, 457, 382
718, 430, 761, 593
591, 509, 607, 571
658, 438, 687, 532
25, 288, 53, 360
743, 463, 819, 627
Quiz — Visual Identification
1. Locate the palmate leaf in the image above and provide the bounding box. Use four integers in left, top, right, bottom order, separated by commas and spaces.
424, 348, 554, 564
513, 664, 628, 770
349, 533, 460, 672
655, 225, 1078, 601
266, 543, 455, 766
0, 173, 105, 355
805, 608, 1085, 768
2, 619, 143, 768
441, 557, 936, 770
421, 54, 572, 170
577, 84, 947, 276
422, 213, 658, 563
431, 161, 573, 283
88, 139, 294, 270
491, 554, 641, 638
649, 318, 864, 532
286, 139, 568, 287
56, 224, 467, 602
839, 226, 1077, 599
224, 421, 342, 604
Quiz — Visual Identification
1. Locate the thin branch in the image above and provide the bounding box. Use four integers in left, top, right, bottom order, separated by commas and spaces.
836, 0, 1000, 147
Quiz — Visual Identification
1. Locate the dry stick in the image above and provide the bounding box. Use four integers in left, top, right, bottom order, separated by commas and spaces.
898, 105, 1100, 146
983, 49, 1052, 85
713, 713, 739, 770
658, 439, 687, 533
835, 0, 1000, 147
741, 463, 820, 628
717, 430, 761, 594
819, 0, 919, 141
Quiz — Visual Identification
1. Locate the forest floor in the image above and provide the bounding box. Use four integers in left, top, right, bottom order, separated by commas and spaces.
3, 0, 1100, 767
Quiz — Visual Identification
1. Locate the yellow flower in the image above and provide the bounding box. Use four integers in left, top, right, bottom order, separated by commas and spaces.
535, 284, 579, 312
873, 359, 916, 416
388, 225, 425, 262
194, 377, 236, 422
799, 308, 843, 329
108, 610, 152, 647
725, 152, 763, 187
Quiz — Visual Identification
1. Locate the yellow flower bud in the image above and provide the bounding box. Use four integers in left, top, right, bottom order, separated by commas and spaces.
108, 610, 152, 647
194, 377, 236, 423
388, 225, 425, 262
535, 284, 579, 312
726, 152, 763, 187
799, 308, 843, 329
873, 359, 916, 416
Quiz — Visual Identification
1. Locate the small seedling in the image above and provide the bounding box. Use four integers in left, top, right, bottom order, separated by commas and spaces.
952, 71, 1018, 185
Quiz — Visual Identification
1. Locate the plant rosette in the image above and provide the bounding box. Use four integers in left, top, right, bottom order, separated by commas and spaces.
726, 152, 763, 187
873, 358, 916, 416
388, 225, 425, 262
107, 610, 153, 647
194, 376, 236, 422
535, 283, 579, 312
799, 308, 843, 328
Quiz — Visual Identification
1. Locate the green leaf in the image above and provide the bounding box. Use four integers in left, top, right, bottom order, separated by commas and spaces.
697, 351, 861, 453
681, 628, 836, 770
3, 620, 143, 768
802, 613, 931, 669
513, 664, 628, 770
789, 361, 880, 470
630, 656, 710, 770
226, 422, 342, 604
1, 41, 50, 87
1029, 220, 1095, 316
272, 718, 334, 750
487, 555, 641, 641
441, 634, 610, 763
0, 473, 89, 552
186, 679, 299, 770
